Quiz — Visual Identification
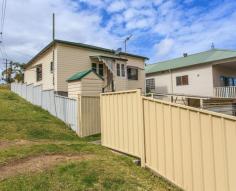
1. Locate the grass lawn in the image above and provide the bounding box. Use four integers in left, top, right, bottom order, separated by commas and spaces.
0, 86, 181, 191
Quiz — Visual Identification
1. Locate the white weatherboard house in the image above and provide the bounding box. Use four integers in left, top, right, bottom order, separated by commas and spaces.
24, 39, 147, 97
145, 49, 236, 98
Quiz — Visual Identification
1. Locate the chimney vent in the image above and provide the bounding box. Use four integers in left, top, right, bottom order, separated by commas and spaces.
183, 53, 188, 57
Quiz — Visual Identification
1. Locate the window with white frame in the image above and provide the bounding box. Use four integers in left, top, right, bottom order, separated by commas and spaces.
116, 63, 125, 77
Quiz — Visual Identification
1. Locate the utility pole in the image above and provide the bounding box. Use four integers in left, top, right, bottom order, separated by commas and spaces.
4, 58, 8, 83
52, 13, 55, 40
9, 61, 12, 82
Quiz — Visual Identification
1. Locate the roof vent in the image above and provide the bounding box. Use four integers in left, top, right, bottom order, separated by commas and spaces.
183, 53, 188, 57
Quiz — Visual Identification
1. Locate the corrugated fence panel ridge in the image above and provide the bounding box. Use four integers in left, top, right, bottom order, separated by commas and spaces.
10, 83, 78, 134
101, 90, 143, 158
143, 97, 236, 191
101, 89, 236, 191
79, 95, 101, 137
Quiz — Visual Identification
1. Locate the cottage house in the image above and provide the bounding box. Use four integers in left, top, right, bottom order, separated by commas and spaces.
24, 39, 148, 96
145, 49, 236, 98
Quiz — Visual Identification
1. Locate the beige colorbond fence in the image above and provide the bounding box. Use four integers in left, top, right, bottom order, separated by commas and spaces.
100, 90, 236, 191
101, 90, 144, 158
78, 95, 101, 137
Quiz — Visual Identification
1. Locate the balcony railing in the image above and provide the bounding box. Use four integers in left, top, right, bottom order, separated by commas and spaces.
214, 86, 236, 98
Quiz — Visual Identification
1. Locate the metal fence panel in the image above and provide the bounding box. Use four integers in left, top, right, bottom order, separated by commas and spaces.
101, 89, 236, 191
32, 85, 42, 106
26, 84, 33, 103
21, 84, 27, 99
100, 90, 144, 158
10, 83, 78, 133
143, 97, 236, 191
79, 95, 100, 137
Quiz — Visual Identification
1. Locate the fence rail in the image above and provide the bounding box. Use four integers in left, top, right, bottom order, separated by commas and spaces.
101, 89, 236, 191
11, 83, 78, 133
214, 86, 236, 98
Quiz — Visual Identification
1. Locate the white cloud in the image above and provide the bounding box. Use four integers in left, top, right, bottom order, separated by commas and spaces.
1, 0, 236, 68
108, 1, 126, 13
154, 38, 174, 57
2, 0, 122, 64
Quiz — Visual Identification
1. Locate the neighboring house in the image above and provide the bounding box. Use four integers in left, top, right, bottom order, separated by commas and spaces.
145, 49, 236, 97
24, 39, 147, 96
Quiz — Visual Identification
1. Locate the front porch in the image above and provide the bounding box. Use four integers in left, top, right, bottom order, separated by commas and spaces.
213, 60, 236, 98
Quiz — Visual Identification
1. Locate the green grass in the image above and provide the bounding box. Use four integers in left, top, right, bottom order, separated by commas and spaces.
0, 86, 181, 191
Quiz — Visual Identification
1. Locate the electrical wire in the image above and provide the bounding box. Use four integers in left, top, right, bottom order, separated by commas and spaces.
1, 0, 7, 34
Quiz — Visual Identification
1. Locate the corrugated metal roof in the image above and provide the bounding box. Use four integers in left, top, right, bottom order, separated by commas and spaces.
145, 49, 236, 74
67, 69, 103, 82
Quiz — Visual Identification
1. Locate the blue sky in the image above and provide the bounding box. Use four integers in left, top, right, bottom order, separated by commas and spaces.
1, 0, 236, 75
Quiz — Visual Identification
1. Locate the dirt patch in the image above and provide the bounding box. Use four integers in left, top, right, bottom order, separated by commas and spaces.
0, 140, 80, 150
0, 140, 34, 149
0, 154, 92, 181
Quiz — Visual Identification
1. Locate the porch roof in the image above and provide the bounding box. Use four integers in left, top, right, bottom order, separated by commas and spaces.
90, 55, 128, 61
67, 69, 104, 82
146, 49, 236, 74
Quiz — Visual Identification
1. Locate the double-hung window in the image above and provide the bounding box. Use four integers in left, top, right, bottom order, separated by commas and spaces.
117, 63, 125, 77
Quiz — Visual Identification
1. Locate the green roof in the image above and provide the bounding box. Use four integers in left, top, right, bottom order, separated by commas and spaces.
145, 49, 236, 74
67, 69, 103, 82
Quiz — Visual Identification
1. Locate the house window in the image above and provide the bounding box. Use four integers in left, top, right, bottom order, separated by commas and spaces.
50, 62, 54, 73
36, 65, 42, 81
98, 64, 104, 76
116, 63, 125, 77
92, 63, 97, 72
117, 63, 120, 76
176, 75, 188, 86
91, 63, 104, 76
127, 67, 138, 80
146, 78, 155, 92
121, 64, 125, 77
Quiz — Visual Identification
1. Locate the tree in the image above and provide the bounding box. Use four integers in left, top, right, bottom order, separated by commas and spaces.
1, 61, 24, 83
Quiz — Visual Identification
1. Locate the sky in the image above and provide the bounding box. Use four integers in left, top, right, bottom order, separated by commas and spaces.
1, 0, 236, 75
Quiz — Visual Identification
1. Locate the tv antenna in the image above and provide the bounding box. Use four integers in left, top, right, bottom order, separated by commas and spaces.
124, 35, 132, 53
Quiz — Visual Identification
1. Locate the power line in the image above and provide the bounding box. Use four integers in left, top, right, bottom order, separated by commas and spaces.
1, 0, 7, 34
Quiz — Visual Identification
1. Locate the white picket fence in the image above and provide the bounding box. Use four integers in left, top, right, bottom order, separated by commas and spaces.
11, 83, 78, 133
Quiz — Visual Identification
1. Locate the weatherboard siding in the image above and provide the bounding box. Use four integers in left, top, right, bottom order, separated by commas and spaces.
68, 73, 104, 99
57, 44, 145, 92
24, 48, 54, 90
25, 43, 145, 93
